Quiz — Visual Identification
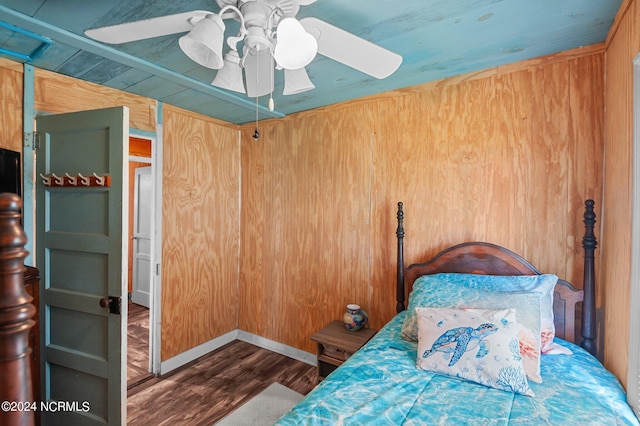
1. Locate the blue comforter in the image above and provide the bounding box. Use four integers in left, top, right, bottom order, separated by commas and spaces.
277, 312, 639, 425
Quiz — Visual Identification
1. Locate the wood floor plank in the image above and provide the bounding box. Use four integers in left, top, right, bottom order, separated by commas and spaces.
127, 340, 317, 425
128, 301, 151, 385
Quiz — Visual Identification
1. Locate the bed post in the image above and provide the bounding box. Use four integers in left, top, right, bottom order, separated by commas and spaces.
581, 199, 597, 356
0, 194, 35, 426
396, 202, 405, 313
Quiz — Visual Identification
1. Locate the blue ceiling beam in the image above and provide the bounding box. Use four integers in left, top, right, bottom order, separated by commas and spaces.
0, 20, 53, 61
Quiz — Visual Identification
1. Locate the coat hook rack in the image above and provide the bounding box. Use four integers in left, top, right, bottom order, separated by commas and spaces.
51, 173, 63, 186
64, 173, 77, 186
40, 172, 111, 188
78, 173, 90, 186
39, 173, 51, 186
92, 173, 105, 186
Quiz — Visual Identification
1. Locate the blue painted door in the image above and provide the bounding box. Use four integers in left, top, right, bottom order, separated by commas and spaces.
35, 107, 129, 425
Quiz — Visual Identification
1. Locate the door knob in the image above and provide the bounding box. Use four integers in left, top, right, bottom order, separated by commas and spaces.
99, 296, 121, 314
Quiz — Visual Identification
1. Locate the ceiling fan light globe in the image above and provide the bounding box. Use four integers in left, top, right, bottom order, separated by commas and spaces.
283, 68, 315, 95
211, 50, 246, 93
273, 17, 318, 70
179, 14, 226, 69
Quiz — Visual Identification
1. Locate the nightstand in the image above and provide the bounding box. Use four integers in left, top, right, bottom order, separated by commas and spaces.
310, 320, 377, 380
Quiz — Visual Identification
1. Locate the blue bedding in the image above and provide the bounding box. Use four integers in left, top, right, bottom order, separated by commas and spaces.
277, 312, 639, 425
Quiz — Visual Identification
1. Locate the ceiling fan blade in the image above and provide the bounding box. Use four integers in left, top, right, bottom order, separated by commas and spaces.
300, 17, 402, 79
84, 10, 214, 44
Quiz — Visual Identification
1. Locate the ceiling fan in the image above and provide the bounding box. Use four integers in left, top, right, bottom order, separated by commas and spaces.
84, 0, 402, 106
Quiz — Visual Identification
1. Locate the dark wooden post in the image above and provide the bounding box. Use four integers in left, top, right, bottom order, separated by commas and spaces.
581, 199, 597, 356
0, 193, 35, 426
396, 202, 405, 313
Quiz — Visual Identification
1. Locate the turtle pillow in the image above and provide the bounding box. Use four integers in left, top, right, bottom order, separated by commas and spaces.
416, 307, 534, 397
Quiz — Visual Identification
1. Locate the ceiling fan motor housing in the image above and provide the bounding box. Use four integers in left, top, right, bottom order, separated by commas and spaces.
240, 2, 273, 51
216, 0, 299, 19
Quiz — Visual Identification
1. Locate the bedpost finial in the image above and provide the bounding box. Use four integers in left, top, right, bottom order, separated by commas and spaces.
396, 201, 406, 313
581, 199, 597, 357
0, 193, 28, 254
582, 199, 597, 251
396, 202, 404, 239
584, 199, 595, 219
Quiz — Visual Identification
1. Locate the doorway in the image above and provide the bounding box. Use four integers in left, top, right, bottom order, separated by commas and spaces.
127, 136, 154, 387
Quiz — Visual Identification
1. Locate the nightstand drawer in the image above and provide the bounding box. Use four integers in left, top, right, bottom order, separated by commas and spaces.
311, 320, 377, 381
320, 343, 350, 361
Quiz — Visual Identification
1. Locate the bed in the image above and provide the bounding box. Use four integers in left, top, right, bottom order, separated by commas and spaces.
0, 193, 36, 426
276, 200, 639, 425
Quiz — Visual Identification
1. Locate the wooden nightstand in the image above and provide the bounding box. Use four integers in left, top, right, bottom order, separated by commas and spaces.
310, 320, 377, 380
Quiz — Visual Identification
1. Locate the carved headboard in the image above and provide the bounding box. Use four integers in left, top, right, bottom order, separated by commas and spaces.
395, 200, 597, 356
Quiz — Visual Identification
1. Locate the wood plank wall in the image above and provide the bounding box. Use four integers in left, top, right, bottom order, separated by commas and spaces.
239, 48, 605, 356
33, 68, 156, 133
0, 59, 24, 153
0, 58, 244, 363
0, 40, 615, 380
601, 0, 639, 389
161, 105, 241, 360
239, 105, 376, 346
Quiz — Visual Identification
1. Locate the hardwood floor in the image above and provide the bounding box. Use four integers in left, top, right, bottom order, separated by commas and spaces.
128, 301, 152, 387
127, 337, 318, 425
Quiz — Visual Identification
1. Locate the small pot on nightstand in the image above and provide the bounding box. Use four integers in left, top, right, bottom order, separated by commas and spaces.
343, 304, 368, 331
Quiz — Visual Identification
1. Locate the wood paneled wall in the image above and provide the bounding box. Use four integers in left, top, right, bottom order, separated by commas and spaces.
161, 105, 241, 360
33, 68, 157, 133
1, 58, 244, 364
601, 0, 639, 389
0, 60, 24, 153
0, 38, 617, 382
239, 107, 376, 346
0, 59, 157, 152
370, 55, 604, 323
239, 49, 604, 356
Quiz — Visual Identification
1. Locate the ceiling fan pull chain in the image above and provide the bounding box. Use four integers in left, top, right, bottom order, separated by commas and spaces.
268, 54, 275, 112
253, 45, 260, 141
253, 96, 260, 140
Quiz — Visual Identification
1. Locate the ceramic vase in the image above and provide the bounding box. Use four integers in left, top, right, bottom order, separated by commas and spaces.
343, 304, 368, 331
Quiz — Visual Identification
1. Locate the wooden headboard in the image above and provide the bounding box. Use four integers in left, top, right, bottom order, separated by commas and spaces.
395, 200, 598, 356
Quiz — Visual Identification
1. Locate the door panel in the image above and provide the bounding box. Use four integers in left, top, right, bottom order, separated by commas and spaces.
36, 107, 128, 426
132, 166, 152, 308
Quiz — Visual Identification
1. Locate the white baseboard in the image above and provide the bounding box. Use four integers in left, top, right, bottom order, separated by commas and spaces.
159, 329, 316, 375
236, 331, 316, 366
160, 330, 237, 374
